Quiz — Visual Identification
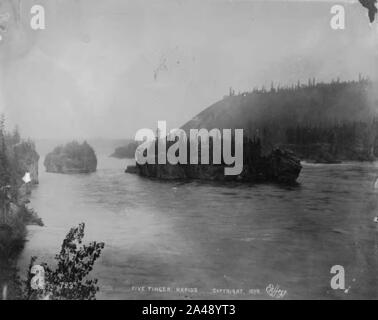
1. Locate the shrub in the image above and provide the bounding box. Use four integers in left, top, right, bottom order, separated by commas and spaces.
24, 223, 105, 300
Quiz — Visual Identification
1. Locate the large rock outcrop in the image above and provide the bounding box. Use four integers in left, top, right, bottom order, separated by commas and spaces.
110, 141, 139, 159
44, 141, 97, 174
126, 139, 301, 184
12, 141, 40, 184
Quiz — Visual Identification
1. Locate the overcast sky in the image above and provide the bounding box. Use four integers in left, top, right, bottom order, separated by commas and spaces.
0, 0, 377, 139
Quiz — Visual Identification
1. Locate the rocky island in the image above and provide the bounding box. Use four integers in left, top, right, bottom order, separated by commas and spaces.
12, 140, 40, 185
126, 137, 302, 184
0, 123, 43, 299
44, 141, 97, 174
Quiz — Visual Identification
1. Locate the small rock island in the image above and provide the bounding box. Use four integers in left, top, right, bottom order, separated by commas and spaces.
44, 141, 97, 174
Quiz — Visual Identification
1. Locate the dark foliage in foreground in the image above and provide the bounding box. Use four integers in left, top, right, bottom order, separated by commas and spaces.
0, 115, 41, 299
24, 223, 105, 300
44, 141, 97, 173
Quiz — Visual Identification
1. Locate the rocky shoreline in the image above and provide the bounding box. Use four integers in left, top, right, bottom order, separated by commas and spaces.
0, 139, 42, 300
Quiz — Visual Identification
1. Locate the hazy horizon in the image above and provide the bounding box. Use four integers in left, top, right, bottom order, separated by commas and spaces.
0, 0, 377, 140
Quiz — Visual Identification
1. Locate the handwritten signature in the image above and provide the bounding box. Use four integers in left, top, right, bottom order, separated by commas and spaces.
266, 284, 287, 299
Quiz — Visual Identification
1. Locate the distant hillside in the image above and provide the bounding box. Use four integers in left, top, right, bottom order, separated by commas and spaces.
110, 141, 140, 159
182, 78, 378, 162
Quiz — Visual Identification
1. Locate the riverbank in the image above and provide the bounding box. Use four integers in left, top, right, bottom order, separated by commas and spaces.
0, 199, 43, 299
126, 137, 302, 184
0, 124, 42, 299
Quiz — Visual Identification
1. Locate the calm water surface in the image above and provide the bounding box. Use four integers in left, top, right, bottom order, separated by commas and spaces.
19, 155, 378, 299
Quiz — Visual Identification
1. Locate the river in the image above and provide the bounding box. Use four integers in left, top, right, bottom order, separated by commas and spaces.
18, 154, 378, 299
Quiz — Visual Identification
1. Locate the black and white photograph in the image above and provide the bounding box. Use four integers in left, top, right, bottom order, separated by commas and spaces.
1, 0, 378, 304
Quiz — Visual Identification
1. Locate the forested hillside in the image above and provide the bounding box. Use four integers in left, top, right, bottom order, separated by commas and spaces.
182, 78, 378, 161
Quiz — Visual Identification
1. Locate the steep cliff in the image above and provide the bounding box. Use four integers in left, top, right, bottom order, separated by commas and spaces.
12, 141, 40, 185
0, 134, 42, 300
126, 139, 302, 184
